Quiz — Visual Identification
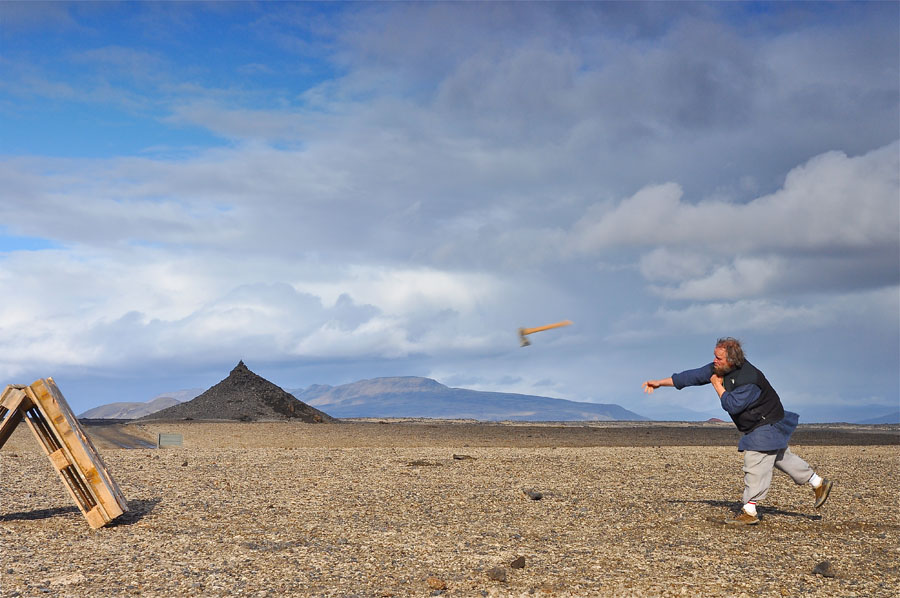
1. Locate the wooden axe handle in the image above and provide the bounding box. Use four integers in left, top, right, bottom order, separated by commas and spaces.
520, 320, 573, 336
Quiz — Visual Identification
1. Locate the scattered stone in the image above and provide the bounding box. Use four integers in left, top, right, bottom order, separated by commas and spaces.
486, 567, 507, 582
181, 460, 188, 467
452, 454, 475, 460
812, 561, 836, 578
407, 460, 442, 467
426, 577, 447, 590
510, 556, 526, 569
522, 488, 543, 500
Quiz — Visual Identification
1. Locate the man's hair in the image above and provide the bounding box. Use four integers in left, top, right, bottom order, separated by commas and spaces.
716, 337, 745, 368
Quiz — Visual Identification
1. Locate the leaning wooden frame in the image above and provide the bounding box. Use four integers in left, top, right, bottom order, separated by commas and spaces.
0, 378, 128, 529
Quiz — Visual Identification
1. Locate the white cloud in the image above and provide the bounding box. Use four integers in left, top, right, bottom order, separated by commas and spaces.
571, 182, 690, 251
652, 257, 784, 301
617, 285, 899, 339
654, 300, 828, 335
572, 142, 899, 300
638, 248, 712, 282
749, 144, 899, 249
294, 266, 501, 316
0, 246, 512, 374
573, 142, 899, 254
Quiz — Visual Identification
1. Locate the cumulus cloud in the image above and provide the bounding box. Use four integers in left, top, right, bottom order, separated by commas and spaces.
572, 142, 899, 300
0, 242, 511, 378
651, 257, 785, 301
605, 286, 898, 348
638, 248, 712, 283
574, 143, 898, 253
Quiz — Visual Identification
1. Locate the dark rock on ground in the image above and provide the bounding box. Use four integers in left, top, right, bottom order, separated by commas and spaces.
486, 567, 507, 582
813, 561, 836, 578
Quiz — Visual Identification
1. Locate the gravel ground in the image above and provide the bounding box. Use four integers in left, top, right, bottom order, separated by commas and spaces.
1, 422, 897, 597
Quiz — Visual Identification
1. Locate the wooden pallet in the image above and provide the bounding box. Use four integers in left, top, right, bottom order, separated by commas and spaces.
0, 378, 128, 528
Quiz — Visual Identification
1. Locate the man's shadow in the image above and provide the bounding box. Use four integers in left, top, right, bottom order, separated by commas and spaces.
668, 498, 822, 521
0, 497, 161, 526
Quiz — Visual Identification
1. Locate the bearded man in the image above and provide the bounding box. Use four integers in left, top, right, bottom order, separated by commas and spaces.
642, 337, 833, 525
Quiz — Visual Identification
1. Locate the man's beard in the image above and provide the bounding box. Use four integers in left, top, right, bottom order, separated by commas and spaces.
713, 363, 732, 376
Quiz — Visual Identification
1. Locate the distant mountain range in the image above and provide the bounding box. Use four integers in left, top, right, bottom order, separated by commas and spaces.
80, 389, 202, 419
858, 411, 900, 425
79, 376, 647, 421
78, 374, 898, 424
289, 376, 647, 421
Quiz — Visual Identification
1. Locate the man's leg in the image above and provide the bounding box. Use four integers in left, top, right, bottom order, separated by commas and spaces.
742, 450, 777, 504
726, 450, 776, 525
773, 447, 814, 483
775, 447, 833, 508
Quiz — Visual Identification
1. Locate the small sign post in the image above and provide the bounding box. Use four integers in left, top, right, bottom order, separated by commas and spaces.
156, 433, 183, 448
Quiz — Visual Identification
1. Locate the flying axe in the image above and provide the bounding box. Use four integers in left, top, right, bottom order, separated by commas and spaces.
518, 320, 572, 347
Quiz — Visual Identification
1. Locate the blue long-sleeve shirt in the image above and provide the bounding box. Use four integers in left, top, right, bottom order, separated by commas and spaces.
671, 362, 798, 452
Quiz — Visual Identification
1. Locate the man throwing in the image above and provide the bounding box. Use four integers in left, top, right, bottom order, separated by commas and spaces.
642, 337, 833, 525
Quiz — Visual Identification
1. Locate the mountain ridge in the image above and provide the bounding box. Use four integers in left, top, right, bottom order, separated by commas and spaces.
81, 375, 649, 421
79, 396, 181, 419
290, 376, 648, 421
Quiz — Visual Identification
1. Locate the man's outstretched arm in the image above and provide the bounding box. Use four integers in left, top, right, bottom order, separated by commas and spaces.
642, 377, 674, 394
643, 363, 715, 394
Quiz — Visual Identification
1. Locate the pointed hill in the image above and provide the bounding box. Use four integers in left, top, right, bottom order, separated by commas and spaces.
139, 361, 335, 423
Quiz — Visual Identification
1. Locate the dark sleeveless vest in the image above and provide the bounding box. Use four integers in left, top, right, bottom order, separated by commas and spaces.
722, 361, 785, 433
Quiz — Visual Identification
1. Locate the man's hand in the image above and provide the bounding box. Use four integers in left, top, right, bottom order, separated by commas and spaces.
710, 374, 725, 398
642, 378, 673, 394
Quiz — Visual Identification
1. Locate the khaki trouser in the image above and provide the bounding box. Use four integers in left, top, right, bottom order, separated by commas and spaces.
742, 447, 815, 504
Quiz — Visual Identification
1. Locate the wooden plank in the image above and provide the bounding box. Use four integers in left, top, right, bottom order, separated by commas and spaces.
0, 379, 128, 528
17, 406, 100, 522
59, 464, 97, 514
48, 448, 70, 470
0, 384, 27, 410
26, 383, 92, 469
29, 379, 128, 507
85, 506, 106, 529
0, 406, 23, 449
0, 387, 28, 449
22, 403, 62, 455
23, 378, 128, 527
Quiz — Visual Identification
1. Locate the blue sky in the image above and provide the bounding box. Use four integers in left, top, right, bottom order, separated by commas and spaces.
1, 1, 898, 422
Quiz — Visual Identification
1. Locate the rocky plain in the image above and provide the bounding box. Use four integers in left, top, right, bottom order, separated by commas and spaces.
0, 419, 897, 598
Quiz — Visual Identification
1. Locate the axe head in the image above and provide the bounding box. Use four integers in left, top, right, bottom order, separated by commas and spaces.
519, 328, 531, 347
